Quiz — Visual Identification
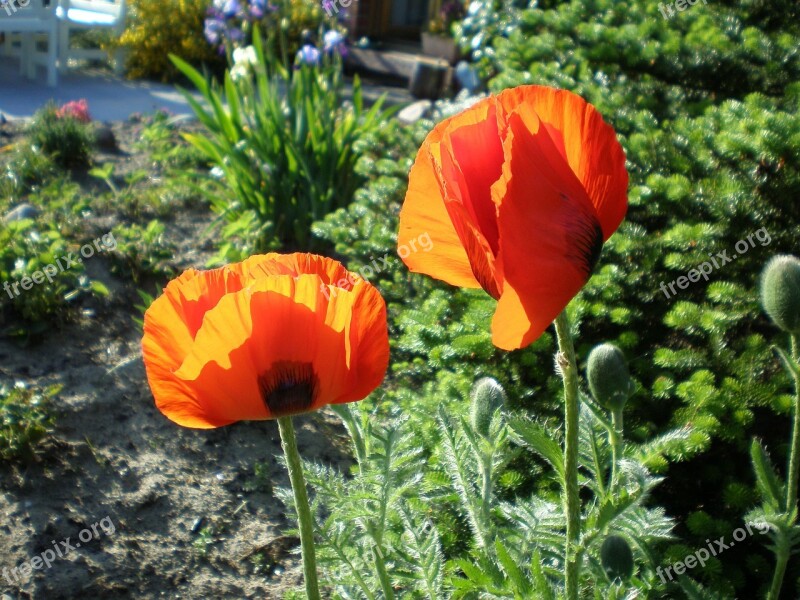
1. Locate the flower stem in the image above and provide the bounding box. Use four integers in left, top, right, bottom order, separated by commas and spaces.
277, 416, 321, 600
767, 335, 800, 600
786, 335, 800, 513
371, 542, 395, 600
768, 539, 790, 600
610, 408, 624, 488
554, 311, 581, 600
480, 453, 493, 532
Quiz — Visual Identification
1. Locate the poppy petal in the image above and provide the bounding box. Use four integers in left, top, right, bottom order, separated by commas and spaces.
234, 252, 355, 289
437, 101, 504, 254
434, 140, 502, 298
339, 280, 389, 403
491, 107, 603, 350
398, 96, 501, 289
496, 86, 628, 240
172, 275, 386, 422
142, 269, 238, 428
398, 144, 481, 289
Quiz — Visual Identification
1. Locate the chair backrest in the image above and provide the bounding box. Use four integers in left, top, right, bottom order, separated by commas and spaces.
61, 0, 124, 19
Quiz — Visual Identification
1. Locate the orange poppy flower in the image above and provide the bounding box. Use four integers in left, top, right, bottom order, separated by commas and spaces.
398, 85, 628, 350
141, 253, 389, 429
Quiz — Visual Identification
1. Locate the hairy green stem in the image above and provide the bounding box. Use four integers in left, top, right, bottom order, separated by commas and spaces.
768, 534, 791, 600
787, 335, 800, 512
481, 453, 493, 536
767, 335, 800, 600
371, 542, 395, 600
277, 416, 321, 600
610, 408, 624, 488
554, 311, 581, 600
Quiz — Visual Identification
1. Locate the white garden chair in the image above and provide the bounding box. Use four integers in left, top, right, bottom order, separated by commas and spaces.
56, 0, 126, 74
0, 0, 59, 86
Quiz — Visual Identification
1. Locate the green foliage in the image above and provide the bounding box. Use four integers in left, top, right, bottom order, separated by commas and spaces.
27, 103, 94, 170
290, 403, 446, 598
0, 218, 94, 335
173, 28, 397, 258
0, 382, 59, 462
303, 372, 688, 597
109, 220, 176, 282
133, 111, 208, 171
453, 0, 523, 81
0, 142, 56, 200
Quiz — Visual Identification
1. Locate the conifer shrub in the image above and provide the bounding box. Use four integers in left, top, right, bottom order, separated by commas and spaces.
313, 0, 799, 594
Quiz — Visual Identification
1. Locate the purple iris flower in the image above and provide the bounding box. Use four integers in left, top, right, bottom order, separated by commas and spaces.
228, 26, 244, 43
296, 44, 321, 66
211, 0, 241, 18
249, 0, 276, 19
323, 30, 347, 56
204, 18, 226, 45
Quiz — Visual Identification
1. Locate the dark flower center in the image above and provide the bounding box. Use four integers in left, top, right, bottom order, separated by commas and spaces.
258, 361, 318, 417
559, 193, 605, 279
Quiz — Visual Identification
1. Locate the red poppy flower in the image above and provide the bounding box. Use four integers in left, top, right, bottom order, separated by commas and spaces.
142, 253, 389, 429
398, 85, 628, 350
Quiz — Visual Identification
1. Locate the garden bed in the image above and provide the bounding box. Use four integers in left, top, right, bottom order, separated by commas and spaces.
0, 115, 354, 599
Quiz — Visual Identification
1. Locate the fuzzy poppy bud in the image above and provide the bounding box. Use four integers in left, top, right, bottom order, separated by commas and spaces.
470, 377, 506, 436
600, 535, 634, 581
760, 255, 800, 335
586, 343, 632, 412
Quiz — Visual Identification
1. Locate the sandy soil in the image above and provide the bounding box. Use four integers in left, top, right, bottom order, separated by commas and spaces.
0, 118, 351, 599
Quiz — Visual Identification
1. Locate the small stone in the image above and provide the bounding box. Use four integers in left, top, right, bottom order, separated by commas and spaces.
190, 516, 205, 533
4, 203, 39, 223
94, 125, 118, 152
397, 100, 433, 125
455, 61, 481, 94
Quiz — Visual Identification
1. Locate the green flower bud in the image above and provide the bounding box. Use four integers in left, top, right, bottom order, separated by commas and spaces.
470, 377, 507, 437
760, 255, 800, 335
600, 535, 634, 581
586, 343, 632, 412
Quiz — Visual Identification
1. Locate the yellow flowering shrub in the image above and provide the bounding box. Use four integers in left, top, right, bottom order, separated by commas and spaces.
118, 0, 224, 81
